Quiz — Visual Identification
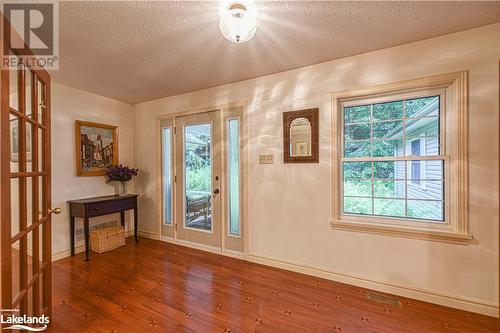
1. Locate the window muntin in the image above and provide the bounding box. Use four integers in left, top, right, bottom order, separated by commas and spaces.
341, 95, 444, 222
227, 119, 240, 237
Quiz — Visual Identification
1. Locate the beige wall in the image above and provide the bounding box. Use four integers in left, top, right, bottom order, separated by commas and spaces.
133, 24, 499, 315
50, 83, 134, 257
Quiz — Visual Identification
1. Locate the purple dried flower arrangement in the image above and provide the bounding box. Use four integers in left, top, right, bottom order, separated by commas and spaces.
106, 165, 139, 183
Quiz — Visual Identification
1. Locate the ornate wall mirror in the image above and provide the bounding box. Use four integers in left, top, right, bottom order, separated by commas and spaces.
283, 108, 319, 163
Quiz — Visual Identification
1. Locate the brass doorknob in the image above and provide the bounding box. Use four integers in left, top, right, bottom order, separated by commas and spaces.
49, 208, 61, 215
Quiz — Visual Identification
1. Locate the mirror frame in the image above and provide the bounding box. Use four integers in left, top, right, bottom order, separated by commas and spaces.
283, 108, 319, 163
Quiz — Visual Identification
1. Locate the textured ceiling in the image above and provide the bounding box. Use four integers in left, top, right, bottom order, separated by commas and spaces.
52, 1, 500, 104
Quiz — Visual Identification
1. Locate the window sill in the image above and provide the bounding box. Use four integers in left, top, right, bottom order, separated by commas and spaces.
330, 220, 473, 245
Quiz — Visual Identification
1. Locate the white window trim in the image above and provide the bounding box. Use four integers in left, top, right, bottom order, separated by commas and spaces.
331, 71, 472, 244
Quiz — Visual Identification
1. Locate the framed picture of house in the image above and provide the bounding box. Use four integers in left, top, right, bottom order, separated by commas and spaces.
75, 120, 118, 176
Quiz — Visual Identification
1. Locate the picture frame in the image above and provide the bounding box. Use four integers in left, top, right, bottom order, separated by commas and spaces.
283, 108, 319, 163
75, 120, 118, 176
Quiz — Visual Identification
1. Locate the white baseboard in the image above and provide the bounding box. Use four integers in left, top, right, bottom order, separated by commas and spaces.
139, 231, 245, 259
52, 229, 135, 262
138, 230, 160, 240
247, 254, 499, 318
162, 236, 222, 253
52, 229, 498, 318
156, 236, 244, 259
222, 248, 245, 258
158, 235, 244, 259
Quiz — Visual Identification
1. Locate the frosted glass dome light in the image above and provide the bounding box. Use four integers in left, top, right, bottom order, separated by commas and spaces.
219, 2, 257, 43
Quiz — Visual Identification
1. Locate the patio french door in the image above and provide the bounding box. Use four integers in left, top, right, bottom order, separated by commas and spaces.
174, 111, 222, 248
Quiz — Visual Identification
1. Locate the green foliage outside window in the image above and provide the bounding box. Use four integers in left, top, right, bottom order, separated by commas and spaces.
342, 96, 442, 220
185, 134, 211, 199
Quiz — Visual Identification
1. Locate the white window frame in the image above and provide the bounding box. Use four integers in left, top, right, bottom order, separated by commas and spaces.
331, 72, 472, 244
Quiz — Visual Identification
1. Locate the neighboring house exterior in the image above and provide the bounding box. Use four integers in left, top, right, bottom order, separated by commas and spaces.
385, 97, 444, 221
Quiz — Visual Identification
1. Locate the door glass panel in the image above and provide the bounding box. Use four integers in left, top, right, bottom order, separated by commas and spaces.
12, 239, 20, 302
37, 80, 45, 124
27, 230, 34, 280
184, 123, 212, 231
11, 178, 20, 236
10, 115, 19, 172
38, 176, 45, 219
26, 122, 33, 172
162, 127, 172, 225
26, 69, 33, 118
27, 177, 34, 228
228, 119, 240, 236
9, 69, 18, 110
38, 223, 45, 266
38, 128, 44, 172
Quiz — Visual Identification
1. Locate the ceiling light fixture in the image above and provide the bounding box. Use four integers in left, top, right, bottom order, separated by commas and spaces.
219, 1, 257, 43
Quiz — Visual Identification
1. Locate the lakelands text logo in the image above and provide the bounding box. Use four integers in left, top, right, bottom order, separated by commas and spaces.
1, 309, 49, 331
1, 0, 59, 69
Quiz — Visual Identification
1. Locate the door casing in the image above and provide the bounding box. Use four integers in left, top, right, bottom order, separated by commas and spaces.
156, 103, 247, 254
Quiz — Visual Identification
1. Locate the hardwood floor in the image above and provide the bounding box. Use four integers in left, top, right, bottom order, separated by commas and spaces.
48, 237, 499, 332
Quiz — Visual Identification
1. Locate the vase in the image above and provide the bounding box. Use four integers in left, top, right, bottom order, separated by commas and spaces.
118, 181, 127, 196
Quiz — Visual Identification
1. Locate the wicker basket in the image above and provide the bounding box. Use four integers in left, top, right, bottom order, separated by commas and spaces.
90, 225, 125, 254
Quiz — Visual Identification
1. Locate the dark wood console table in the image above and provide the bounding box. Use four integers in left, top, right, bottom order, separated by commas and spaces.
68, 194, 139, 261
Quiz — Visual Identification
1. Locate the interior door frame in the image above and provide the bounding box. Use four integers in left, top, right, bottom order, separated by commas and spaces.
155, 102, 249, 255
0, 14, 52, 320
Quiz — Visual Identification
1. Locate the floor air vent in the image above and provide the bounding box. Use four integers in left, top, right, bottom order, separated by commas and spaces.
366, 292, 402, 307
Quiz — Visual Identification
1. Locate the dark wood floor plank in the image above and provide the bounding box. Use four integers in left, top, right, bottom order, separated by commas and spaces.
46, 237, 499, 333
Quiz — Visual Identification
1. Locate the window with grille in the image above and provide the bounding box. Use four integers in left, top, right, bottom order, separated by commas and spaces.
341, 94, 444, 222
332, 73, 471, 243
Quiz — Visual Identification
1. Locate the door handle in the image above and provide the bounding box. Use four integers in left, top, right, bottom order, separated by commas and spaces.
49, 207, 61, 215
213, 189, 220, 194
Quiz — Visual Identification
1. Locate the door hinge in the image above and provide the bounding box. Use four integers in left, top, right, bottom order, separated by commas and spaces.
174, 175, 177, 183
174, 127, 176, 135
175, 223, 177, 231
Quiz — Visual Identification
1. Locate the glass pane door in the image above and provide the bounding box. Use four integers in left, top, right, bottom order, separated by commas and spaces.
184, 123, 212, 231
175, 111, 221, 248
1, 60, 52, 325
